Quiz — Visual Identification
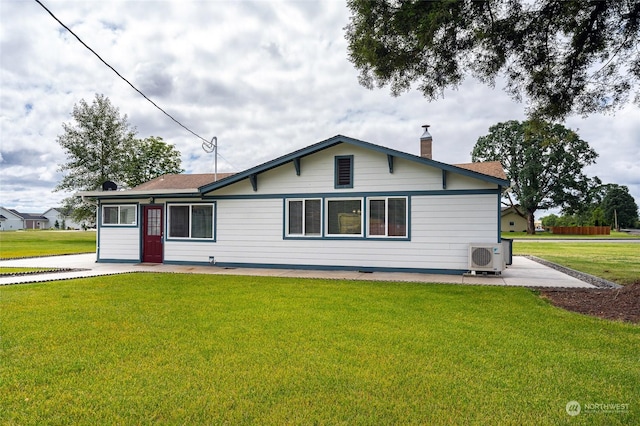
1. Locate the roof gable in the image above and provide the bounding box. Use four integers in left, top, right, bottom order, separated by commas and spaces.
0, 208, 24, 219
199, 134, 509, 193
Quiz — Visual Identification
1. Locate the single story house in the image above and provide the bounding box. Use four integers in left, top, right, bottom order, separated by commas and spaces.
501, 205, 528, 233
41, 208, 84, 230
0, 208, 25, 230
0, 207, 83, 230
78, 132, 509, 274
0, 208, 48, 230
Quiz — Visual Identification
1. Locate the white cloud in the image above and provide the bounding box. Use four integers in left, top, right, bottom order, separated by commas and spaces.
1, 0, 638, 215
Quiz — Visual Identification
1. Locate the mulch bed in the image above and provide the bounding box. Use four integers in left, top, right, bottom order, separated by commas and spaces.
539, 282, 640, 324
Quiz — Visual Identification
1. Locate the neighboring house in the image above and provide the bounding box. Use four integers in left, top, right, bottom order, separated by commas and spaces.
501, 205, 528, 233
0, 207, 25, 230
42, 208, 83, 230
0, 207, 84, 230
78, 133, 509, 274
12, 210, 48, 229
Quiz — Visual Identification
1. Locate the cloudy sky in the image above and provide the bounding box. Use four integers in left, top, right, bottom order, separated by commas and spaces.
1, 0, 639, 216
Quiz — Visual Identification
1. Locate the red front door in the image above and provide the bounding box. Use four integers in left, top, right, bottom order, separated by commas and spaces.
143, 206, 163, 263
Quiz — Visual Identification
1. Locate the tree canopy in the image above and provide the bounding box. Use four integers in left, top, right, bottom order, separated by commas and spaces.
471, 120, 598, 234
55, 94, 183, 223
602, 184, 639, 229
345, 0, 640, 119
123, 136, 183, 188
55, 94, 136, 193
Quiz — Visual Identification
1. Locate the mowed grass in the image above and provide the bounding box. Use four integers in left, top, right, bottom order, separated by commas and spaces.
0, 267, 57, 275
1, 274, 638, 425
0, 231, 96, 259
513, 242, 640, 285
502, 231, 640, 239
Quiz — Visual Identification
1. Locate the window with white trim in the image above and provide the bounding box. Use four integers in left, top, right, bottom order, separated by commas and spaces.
368, 197, 407, 237
102, 205, 137, 226
326, 198, 362, 236
168, 203, 214, 239
287, 199, 321, 236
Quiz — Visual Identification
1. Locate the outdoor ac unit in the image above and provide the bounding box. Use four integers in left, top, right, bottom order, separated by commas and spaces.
469, 244, 505, 273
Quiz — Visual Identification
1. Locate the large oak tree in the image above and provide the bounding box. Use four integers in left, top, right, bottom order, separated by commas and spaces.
345, 0, 640, 119
601, 184, 639, 229
471, 120, 598, 234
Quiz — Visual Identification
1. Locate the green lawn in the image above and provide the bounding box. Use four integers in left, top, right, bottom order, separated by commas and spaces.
502, 231, 640, 239
1, 274, 637, 425
513, 242, 640, 285
0, 230, 96, 259
0, 267, 57, 275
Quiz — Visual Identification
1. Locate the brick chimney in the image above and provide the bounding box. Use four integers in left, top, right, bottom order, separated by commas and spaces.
420, 124, 432, 159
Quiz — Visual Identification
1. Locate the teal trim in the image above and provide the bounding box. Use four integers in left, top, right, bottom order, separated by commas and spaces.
282, 195, 411, 241
100, 202, 140, 228
165, 202, 217, 242
87, 192, 200, 200
407, 196, 412, 240
163, 260, 215, 267
198, 134, 510, 194
166, 239, 216, 243
497, 186, 502, 242
282, 198, 286, 239
293, 158, 301, 176
204, 188, 500, 201
207, 261, 467, 276
334, 155, 354, 189
97, 200, 102, 260
96, 258, 139, 264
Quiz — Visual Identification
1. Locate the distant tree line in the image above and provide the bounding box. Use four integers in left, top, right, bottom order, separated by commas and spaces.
541, 184, 639, 230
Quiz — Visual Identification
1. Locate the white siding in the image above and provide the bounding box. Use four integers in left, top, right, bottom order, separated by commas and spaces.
98, 227, 140, 261
96, 141, 502, 272
196, 194, 498, 271
209, 144, 492, 197
446, 172, 496, 190
42, 209, 83, 230
0, 207, 24, 231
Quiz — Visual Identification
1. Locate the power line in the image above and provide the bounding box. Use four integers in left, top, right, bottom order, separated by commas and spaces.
34, 0, 237, 170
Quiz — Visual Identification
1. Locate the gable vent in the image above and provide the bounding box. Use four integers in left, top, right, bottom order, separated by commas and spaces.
335, 156, 353, 188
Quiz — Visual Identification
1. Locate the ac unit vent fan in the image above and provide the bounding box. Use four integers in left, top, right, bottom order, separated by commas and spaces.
471, 247, 492, 267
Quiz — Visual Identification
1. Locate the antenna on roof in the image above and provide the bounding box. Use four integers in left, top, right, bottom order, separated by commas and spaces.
202, 136, 218, 181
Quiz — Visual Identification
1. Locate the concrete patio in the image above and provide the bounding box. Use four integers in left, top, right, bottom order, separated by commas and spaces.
0, 254, 596, 288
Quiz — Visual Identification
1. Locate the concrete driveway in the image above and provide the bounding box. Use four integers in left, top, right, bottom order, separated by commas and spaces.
0, 254, 597, 288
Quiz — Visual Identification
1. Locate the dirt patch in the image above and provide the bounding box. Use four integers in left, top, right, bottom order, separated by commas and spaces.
539, 282, 640, 324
